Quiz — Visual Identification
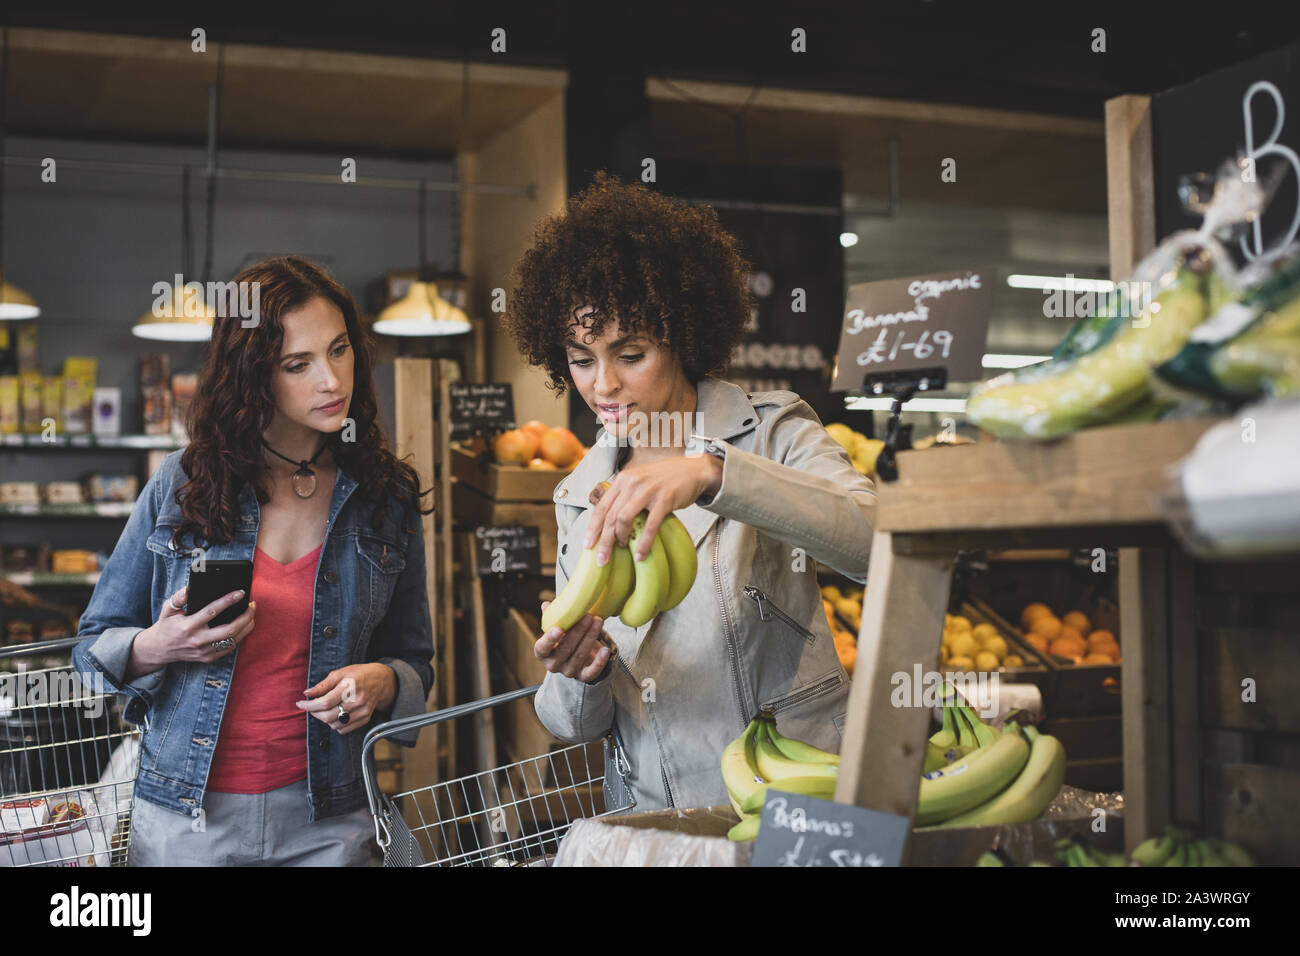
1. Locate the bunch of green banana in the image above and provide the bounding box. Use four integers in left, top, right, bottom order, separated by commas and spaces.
924, 683, 982, 772
966, 267, 1210, 439
541, 486, 698, 632
935, 723, 1067, 828
720, 713, 840, 842
1055, 837, 1127, 867
1129, 826, 1256, 867
915, 718, 1029, 826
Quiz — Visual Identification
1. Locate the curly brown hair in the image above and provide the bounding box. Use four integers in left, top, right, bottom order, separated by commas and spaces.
172, 256, 432, 551
504, 171, 754, 393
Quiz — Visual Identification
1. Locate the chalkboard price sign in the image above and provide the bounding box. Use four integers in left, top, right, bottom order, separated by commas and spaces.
473, 525, 541, 576
449, 383, 516, 440
750, 790, 910, 867
830, 268, 994, 391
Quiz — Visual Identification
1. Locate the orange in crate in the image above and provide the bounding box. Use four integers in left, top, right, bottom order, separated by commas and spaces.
1031, 615, 1063, 641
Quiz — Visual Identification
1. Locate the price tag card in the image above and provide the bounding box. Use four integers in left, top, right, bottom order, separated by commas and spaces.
473, 525, 541, 576
830, 268, 994, 391
750, 790, 910, 867
448, 383, 515, 440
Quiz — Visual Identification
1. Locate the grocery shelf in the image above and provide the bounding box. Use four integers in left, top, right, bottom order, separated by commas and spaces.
0, 502, 135, 518
0, 433, 185, 450
1, 572, 101, 586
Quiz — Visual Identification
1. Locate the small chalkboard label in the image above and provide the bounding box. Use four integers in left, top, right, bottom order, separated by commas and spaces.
831, 268, 994, 391
474, 525, 541, 576
750, 790, 910, 867
449, 383, 516, 440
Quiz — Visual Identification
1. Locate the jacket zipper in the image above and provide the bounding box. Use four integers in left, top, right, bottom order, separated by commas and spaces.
714, 524, 749, 727
763, 673, 844, 715
743, 586, 816, 645
616, 654, 674, 808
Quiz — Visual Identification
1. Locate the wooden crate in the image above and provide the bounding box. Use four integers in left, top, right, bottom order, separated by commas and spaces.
452, 482, 559, 565
451, 444, 571, 501
492, 607, 561, 766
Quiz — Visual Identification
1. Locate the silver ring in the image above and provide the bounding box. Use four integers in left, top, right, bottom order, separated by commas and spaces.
210, 637, 236, 650
169, 597, 184, 611
337, 705, 350, 725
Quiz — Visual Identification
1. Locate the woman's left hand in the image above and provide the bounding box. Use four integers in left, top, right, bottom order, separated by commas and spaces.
584, 453, 723, 564
298, 663, 397, 735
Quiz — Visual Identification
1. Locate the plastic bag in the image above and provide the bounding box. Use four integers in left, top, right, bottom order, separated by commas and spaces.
966, 160, 1255, 439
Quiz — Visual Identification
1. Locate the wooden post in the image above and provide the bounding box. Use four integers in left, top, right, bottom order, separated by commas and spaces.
835, 529, 953, 850
460, 530, 498, 774
1105, 94, 1156, 279
1119, 546, 1171, 850
392, 357, 442, 790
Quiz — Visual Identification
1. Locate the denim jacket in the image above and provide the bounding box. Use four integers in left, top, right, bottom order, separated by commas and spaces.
72, 449, 434, 822
535, 377, 876, 811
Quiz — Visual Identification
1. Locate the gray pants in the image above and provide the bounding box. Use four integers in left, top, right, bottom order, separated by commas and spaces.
128, 778, 377, 867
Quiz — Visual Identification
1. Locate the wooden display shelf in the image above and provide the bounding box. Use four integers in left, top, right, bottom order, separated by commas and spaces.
832, 416, 1261, 861
875, 418, 1217, 534
450, 444, 573, 501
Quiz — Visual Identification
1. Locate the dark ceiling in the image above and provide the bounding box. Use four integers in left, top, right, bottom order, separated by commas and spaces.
5, 1, 1296, 120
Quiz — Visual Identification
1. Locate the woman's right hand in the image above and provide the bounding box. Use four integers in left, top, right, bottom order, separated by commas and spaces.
133, 585, 258, 671
534, 602, 610, 682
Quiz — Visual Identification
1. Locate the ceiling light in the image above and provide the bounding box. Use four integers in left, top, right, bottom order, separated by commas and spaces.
373, 281, 471, 336
1006, 273, 1113, 293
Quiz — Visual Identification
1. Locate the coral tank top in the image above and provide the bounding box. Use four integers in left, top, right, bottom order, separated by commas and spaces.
206, 544, 320, 794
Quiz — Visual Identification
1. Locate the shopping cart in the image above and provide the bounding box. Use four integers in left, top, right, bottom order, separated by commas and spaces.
362, 685, 635, 866
0, 638, 141, 867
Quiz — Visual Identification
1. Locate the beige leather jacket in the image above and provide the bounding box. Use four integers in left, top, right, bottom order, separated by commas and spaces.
534, 376, 877, 810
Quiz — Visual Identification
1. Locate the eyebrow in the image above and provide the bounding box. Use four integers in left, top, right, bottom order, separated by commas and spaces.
281, 332, 349, 363
566, 335, 644, 352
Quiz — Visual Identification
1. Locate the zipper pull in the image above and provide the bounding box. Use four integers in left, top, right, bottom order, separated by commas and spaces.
743, 585, 771, 621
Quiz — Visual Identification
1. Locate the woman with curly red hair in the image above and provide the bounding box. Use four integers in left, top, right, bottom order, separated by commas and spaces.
74, 256, 434, 865
504, 172, 876, 811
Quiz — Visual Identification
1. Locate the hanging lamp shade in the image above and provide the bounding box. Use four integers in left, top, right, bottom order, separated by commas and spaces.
0, 277, 40, 320
372, 280, 471, 336
132, 283, 216, 341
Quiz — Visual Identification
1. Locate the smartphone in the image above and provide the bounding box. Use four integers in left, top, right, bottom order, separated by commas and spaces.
185, 560, 254, 628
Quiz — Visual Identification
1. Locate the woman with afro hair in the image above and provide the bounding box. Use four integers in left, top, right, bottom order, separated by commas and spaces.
504, 172, 876, 811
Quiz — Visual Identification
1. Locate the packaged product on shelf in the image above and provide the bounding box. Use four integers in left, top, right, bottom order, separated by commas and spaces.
86, 473, 138, 503
40, 376, 61, 433
19, 371, 42, 434
170, 372, 197, 441
91, 387, 121, 437
50, 550, 98, 574
60, 357, 97, 434
0, 482, 39, 506
142, 386, 171, 435
15, 323, 38, 372
139, 352, 169, 388
0, 376, 17, 433
41, 482, 85, 505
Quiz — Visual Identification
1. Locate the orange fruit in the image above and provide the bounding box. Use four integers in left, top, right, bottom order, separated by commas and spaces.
1087, 632, 1119, 653
1021, 603, 1052, 629
1024, 632, 1049, 653
526, 457, 557, 470
1062, 610, 1091, 634
493, 428, 538, 464
521, 419, 550, 443
539, 427, 583, 468
1049, 636, 1086, 658
1031, 615, 1063, 641
1059, 625, 1085, 647
837, 643, 856, 675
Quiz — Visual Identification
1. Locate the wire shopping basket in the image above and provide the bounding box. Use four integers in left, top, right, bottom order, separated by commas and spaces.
0, 638, 141, 867
362, 685, 635, 866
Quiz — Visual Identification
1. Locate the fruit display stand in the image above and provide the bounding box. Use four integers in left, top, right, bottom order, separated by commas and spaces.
834, 416, 1300, 865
